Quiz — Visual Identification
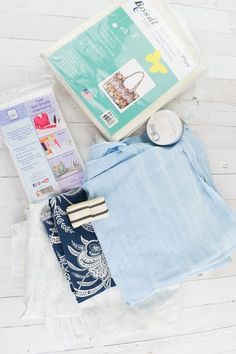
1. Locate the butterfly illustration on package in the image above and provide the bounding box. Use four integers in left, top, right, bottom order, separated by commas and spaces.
145, 50, 168, 74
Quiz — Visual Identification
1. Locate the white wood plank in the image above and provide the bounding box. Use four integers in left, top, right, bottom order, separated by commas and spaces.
0, 39, 50, 67
0, 13, 83, 41
0, 297, 41, 327
172, 302, 236, 339
0, 324, 68, 354
171, 4, 232, 33
3, 306, 236, 354
0, 238, 11, 268
92, 303, 235, 353
208, 149, 236, 175
213, 175, 236, 200
0, 65, 51, 92
187, 252, 236, 281
181, 276, 236, 307
0, 0, 111, 18
0, 149, 18, 177
37, 326, 236, 354
191, 126, 236, 149
193, 31, 236, 57
0, 203, 27, 237
227, 200, 236, 212
168, 101, 236, 127
0, 267, 23, 297
177, 77, 236, 104
0, 178, 26, 204
205, 55, 236, 80
170, 0, 236, 12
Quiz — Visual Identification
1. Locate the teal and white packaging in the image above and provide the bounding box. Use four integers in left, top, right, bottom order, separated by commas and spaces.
0, 81, 84, 203
43, 0, 206, 141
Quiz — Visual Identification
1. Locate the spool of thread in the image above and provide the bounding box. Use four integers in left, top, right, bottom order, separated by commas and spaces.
146, 110, 184, 146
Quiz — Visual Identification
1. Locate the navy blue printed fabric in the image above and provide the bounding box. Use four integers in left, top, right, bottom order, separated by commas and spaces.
42, 188, 115, 303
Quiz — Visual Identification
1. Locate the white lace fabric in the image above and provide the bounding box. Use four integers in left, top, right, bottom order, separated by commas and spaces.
11, 202, 180, 347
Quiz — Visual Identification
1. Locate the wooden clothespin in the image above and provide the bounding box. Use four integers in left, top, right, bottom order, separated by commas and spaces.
66, 196, 109, 228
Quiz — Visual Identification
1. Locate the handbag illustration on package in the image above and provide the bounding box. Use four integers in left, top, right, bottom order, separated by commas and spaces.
103, 71, 145, 110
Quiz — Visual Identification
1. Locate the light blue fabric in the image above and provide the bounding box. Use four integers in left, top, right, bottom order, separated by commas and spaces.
83, 127, 236, 305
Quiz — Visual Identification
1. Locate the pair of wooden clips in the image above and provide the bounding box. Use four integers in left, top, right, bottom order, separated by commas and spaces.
67, 197, 109, 228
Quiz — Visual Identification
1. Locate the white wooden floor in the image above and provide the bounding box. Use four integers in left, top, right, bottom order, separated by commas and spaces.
1, 0, 236, 353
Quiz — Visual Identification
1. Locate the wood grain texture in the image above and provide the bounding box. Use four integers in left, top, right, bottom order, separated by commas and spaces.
171, 0, 236, 12
0, 0, 236, 353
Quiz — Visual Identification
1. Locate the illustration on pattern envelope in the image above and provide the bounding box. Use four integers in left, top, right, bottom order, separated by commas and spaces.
49, 150, 82, 181
100, 58, 155, 112
33, 111, 65, 136
40, 129, 73, 157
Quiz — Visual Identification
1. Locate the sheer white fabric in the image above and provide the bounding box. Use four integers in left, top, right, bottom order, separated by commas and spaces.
11, 202, 181, 346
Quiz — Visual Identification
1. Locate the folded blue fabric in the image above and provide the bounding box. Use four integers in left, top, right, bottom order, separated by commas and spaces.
83, 126, 236, 305
42, 188, 115, 304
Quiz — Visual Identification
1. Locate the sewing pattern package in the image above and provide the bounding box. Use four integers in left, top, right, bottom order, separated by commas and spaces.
44, 0, 205, 141
0, 87, 84, 202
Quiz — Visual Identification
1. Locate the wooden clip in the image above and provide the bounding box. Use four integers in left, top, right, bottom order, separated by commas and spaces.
66, 196, 109, 228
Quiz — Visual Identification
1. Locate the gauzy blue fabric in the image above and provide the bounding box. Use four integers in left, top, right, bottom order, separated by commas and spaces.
42, 188, 115, 304
83, 126, 236, 306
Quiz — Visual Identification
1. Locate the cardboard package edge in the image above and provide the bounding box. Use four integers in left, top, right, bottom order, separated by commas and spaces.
42, 0, 206, 141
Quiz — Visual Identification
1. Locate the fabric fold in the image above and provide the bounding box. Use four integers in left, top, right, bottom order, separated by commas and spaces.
83, 126, 236, 305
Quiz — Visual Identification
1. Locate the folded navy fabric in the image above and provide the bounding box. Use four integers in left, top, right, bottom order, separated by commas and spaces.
42, 188, 115, 304
83, 127, 236, 305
